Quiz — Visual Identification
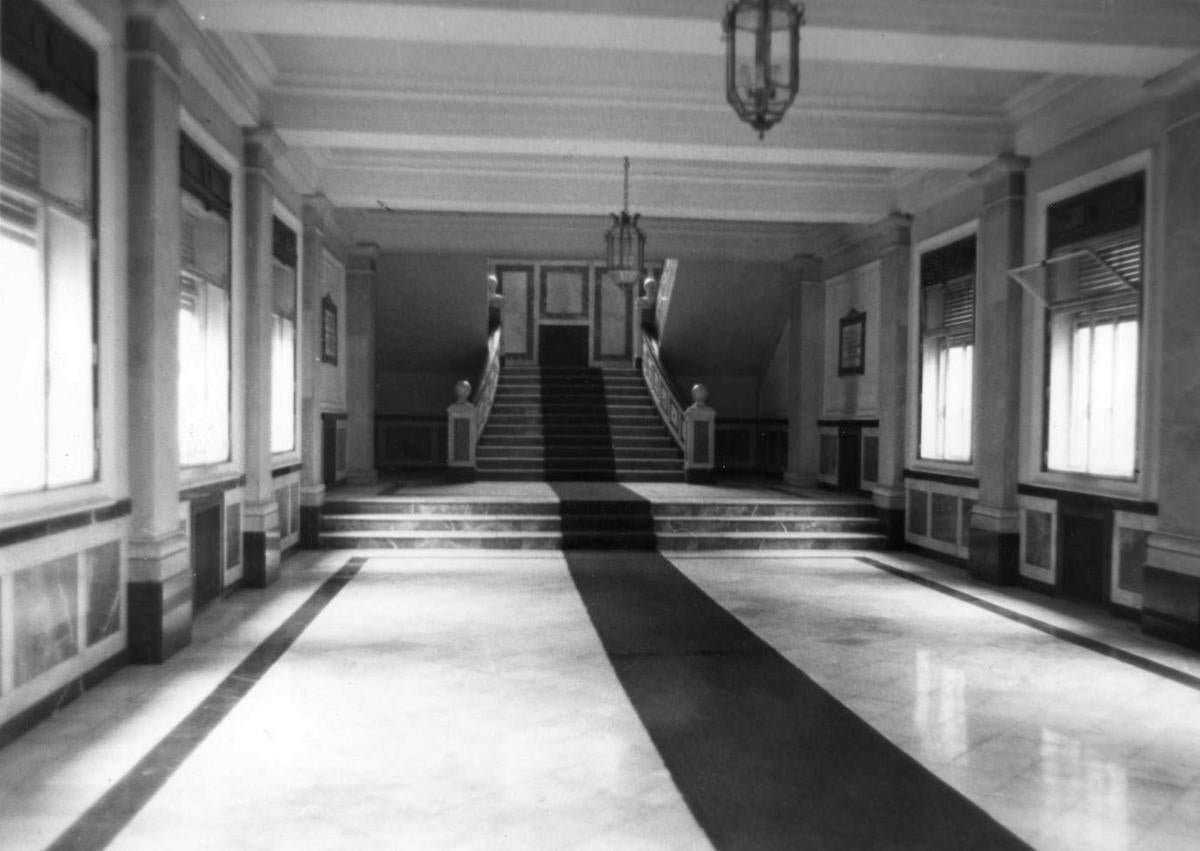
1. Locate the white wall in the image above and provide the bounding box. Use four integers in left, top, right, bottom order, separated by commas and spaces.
822, 261, 881, 419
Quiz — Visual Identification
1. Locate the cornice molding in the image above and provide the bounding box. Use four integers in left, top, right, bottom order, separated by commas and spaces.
1012, 76, 1149, 157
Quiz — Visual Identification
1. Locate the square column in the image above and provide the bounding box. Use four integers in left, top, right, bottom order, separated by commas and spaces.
298, 196, 335, 546
783, 255, 824, 489
1144, 74, 1200, 645
240, 128, 285, 586
345, 244, 380, 485
872, 215, 912, 545
124, 0, 190, 662
968, 155, 1029, 584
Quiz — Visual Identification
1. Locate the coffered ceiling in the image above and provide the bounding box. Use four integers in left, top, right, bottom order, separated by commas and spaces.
180, 0, 1200, 233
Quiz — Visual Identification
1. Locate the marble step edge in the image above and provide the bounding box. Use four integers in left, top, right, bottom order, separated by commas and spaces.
323, 499, 874, 513
320, 519, 881, 533
318, 529, 887, 541
318, 533, 887, 549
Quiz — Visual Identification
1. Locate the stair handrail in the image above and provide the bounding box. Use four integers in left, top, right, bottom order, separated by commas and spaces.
640, 327, 717, 483
473, 323, 503, 444
446, 323, 501, 478
640, 329, 686, 449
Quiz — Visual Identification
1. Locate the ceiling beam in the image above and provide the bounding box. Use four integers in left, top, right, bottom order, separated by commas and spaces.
267, 89, 1006, 171
184, 0, 1198, 77
320, 159, 894, 223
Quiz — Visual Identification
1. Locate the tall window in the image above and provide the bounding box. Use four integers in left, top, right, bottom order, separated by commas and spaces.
918, 236, 976, 463
271, 217, 298, 454
179, 134, 232, 466
1044, 173, 1143, 478
0, 9, 98, 498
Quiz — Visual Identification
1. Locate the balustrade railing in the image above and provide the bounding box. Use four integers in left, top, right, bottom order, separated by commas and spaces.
446, 324, 502, 477
641, 330, 686, 449
474, 324, 502, 443
641, 328, 716, 482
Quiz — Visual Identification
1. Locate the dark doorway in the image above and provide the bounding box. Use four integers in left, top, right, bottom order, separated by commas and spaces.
191, 499, 223, 611
837, 424, 863, 493
538, 324, 589, 367
1059, 505, 1108, 603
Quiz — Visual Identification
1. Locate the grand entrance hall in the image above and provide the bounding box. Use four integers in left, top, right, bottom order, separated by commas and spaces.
3, 482, 1199, 850
7, 0, 1200, 848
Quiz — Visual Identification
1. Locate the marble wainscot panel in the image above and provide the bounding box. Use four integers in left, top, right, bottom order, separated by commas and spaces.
15, 556, 79, 686
86, 542, 122, 646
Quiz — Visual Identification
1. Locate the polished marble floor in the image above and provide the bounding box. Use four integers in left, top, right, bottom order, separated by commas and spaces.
2, 543, 1198, 849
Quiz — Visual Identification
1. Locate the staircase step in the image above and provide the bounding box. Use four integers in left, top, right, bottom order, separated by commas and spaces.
651, 501, 877, 518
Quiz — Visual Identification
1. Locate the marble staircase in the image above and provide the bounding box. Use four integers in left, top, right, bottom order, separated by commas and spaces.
318, 491, 888, 551
474, 365, 685, 481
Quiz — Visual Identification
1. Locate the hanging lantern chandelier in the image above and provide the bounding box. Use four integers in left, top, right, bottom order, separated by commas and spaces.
604, 156, 646, 286
723, 0, 804, 139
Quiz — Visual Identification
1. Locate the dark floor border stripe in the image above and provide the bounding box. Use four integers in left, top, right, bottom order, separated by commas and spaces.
857, 556, 1200, 693
567, 546, 1031, 850
46, 557, 367, 851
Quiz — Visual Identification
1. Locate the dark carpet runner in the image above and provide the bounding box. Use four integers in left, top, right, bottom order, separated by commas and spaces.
558, 484, 1030, 851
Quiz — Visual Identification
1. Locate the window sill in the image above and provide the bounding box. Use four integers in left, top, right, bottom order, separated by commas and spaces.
1023, 469, 1145, 503
0, 481, 116, 532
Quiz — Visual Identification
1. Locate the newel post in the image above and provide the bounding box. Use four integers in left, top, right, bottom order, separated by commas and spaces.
684, 384, 716, 484
446, 380, 477, 480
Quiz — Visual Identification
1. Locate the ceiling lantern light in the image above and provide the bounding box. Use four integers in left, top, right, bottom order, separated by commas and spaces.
723, 0, 804, 139
605, 156, 646, 287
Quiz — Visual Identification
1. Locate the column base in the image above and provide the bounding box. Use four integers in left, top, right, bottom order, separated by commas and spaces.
346, 468, 379, 486
1143, 566, 1200, 647
446, 466, 477, 483
127, 534, 192, 664
875, 507, 905, 549
1143, 533, 1200, 647
968, 527, 1019, 585
300, 506, 322, 549
128, 570, 192, 664
685, 467, 715, 484
243, 530, 282, 588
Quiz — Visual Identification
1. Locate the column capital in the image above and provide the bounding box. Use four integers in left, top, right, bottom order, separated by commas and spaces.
347, 242, 382, 274
244, 125, 287, 171
302, 194, 350, 250
971, 153, 1030, 205
783, 254, 822, 286
970, 152, 1030, 183
875, 212, 912, 250
124, 0, 185, 75
302, 193, 337, 231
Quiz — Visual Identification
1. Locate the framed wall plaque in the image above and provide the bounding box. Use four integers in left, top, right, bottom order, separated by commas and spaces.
321, 294, 339, 364
838, 308, 865, 376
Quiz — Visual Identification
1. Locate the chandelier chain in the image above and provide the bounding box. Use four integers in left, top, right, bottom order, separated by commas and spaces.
623, 156, 630, 213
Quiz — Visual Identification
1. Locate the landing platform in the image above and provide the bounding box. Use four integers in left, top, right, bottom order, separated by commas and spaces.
331, 477, 856, 505
318, 478, 885, 552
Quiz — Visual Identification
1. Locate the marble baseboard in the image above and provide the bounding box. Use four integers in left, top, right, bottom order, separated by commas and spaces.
968, 528, 1020, 585
1142, 566, 1200, 647
243, 531, 282, 588
127, 572, 193, 664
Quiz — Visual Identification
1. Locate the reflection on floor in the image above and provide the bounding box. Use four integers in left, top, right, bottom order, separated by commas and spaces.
1, 542, 1199, 848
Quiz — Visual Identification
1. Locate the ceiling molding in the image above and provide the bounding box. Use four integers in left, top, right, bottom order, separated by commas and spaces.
184, 0, 1199, 75
341, 208, 849, 261
216, 32, 278, 91
1013, 77, 1151, 157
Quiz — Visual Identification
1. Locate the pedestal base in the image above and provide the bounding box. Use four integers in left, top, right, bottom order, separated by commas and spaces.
127, 568, 193, 663
968, 528, 1019, 585
1143, 566, 1200, 648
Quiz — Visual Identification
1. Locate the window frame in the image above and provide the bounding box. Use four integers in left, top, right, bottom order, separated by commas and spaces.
177, 110, 244, 489
1021, 151, 1156, 501
0, 62, 99, 509
907, 220, 979, 478
270, 202, 302, 464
